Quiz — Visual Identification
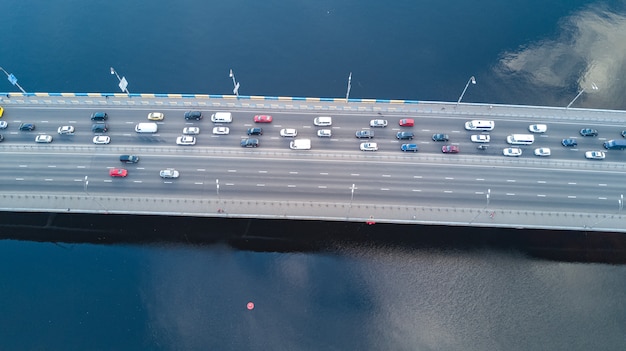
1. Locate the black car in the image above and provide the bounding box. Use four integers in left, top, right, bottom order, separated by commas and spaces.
19, 123, 35, 131
119, 155, 139, 163
90, 112, 108, 121
355, 130, 374, 138
562, 138, 577, 147
92, 123, 108, 133
432, 133, 449, 141
580, 128, 598, 136
396, 131, 414, 140
240, 138, 259, 147
247, 127, 263, 135
184, 111, 203, 120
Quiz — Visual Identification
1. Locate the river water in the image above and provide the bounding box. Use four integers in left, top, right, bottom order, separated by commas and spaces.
1, 0, 626, 349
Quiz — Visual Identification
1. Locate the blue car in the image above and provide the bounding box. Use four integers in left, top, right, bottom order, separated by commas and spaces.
562, 138, 577, 147
401, 144, 419, 152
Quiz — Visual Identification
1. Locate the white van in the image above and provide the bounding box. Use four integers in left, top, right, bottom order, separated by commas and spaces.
506, 134, 535, 145
289, 139, 311, 150
135, 122, 158, 133
211, 112, 233, 123
314, 116, 332, 126
464, 120, 495, 131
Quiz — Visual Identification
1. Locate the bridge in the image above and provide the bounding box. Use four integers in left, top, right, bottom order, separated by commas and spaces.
0, 92, 625, 233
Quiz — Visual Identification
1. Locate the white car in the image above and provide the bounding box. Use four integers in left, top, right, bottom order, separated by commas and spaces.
585, 151, 605, 160
503, 147, 522, 157
470, 134, 490, 143
148, 112, 164, 121
0, 121, 7, 129
280, 128, 298, 137
93, 135, 111, 144
317, 129, 332, 137
35, 135, 53, 143
176, 135, 196, 146
528, 124, 547, 133
369, 119, 388, 128
534, 147, 551, 156
360, 142, 378, 151
183, 127, 200, 135
212, 126, 230, 135
57, 125, 75, 134
160, 168, 180, 179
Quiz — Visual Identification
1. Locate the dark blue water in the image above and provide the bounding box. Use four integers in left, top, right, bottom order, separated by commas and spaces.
2, 0, 626, 349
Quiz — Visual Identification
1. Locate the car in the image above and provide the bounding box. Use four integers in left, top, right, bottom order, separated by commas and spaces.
160, 168, 180, 179
585, 151, 605, 160
313, 116, 332, 126
254, 115, 273, 123
432, 133, 449, 142
534, 147, 551, 156
442, 145, 460, 153
317, 129, 332, 137
148, 112, 164, 121
369, 119, 388, 128
120, 155, 139, 163
19, 123, 35, 131
399, 118, 414, 127
528, 124, 548, 133
580, 128, 598, 136
57, 125, 75, 134
212, 126, 230, 135
247, 127, 263, 135
561, 138, 577, 147
183, 127, 200, 135
91, 123, 108, 133
356, 130, 374, 138
241, 138, 259, 147
176, 135, 196, 145
401, 143, 419, 152
280, 128, 298, 137
0, 106, 3, 117
470, 134, 490, 143
360, 142, 378, 151
93, 135, 111, 144
109, 168, 128, 177
0, 135, 4, 142
0, 121, 8, 129
396, 132, 414, 140
503, 147, 522, 157
622, 130, 626, 138
90, 112, 108, 121
184, 111, 203, 120
35, 135, 53, 143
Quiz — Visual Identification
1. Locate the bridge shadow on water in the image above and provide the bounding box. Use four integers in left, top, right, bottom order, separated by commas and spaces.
0, 211, 625, 264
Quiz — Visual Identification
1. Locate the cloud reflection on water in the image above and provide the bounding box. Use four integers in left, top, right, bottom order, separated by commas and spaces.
495, 5, 626, 109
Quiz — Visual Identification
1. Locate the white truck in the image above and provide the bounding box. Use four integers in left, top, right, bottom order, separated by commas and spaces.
289, 138, 311, 150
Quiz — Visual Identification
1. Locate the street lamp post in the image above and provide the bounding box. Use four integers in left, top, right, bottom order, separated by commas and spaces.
229, 69, 240, 98
110, 67, 130, 95
0, 66, 27, 93
84, 176, 89, 193
456, 76, 476, 106
345, 72, 352, 102
566, 82, 598, 109
486, 188, 490, 206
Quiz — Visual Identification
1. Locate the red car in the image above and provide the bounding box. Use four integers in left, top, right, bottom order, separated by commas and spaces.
109, 168, 128, 177
253, 115, 273, 123
442, 145, 460, 153
399, 118, 414, 127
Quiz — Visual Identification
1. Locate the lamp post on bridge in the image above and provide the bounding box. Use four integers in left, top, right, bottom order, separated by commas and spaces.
110, 67, 130, 95
456, 76, 476, 106
345, 72, 352, 102
0, 66, 27, 93
229, 69, 240, 98
566, 82, 598, 109
486, 188, 490, 206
